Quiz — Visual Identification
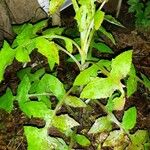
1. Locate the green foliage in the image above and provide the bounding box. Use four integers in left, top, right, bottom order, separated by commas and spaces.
128, 0, 150, 31
122, 107, 137, 130
24, 127, 69, 150
104, 15, 124, 28
89, 116, 112, 134
0, 0, 149, 149
127, 64, 137, 97
93, 42, 113, 54
74, 134, 91, 147
141, 73, 150, 89
0, 41, 16, 81
64, 96, 86, 108
36, 38, 59, 70
0, 88, 14, 113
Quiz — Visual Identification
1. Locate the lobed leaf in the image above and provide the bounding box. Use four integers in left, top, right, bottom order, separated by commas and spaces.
21, 101, 52, 119
36, 74, 66, 101
15, 46, 30, 62
36, 37, 59, 70
24, 127, 68, 150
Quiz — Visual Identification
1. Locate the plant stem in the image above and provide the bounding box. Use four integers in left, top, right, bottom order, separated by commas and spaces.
53, 87, 74, 117
68, 128, 77, 150
95, 100, 130, 136
56, 44, 82, 70
45, 87, 74, 129
28, 93, 52, 97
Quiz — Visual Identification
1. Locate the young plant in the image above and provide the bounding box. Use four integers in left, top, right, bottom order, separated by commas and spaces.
0, 0, 150, 149
128, 0, 150, 31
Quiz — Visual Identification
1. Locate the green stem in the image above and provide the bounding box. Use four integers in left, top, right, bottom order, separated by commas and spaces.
68, 128, 77, 150
53, 87, 74, 117
56, 44, 82, 70
28, 93, 52, 97
45, 87, 74, 129
95, 100, 130, 137
71, 0, 79, 12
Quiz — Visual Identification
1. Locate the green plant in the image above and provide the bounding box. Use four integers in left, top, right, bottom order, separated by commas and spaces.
0, 0, 150, 149
128, 0, 150, 31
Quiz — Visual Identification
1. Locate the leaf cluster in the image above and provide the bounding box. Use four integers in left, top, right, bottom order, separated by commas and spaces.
128, 0, 150, 31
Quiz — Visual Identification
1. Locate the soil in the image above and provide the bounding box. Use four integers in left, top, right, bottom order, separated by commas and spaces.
0, 2, 150, 150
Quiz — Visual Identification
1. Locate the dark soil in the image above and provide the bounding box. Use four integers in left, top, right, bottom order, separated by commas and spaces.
0, 2, 150, 150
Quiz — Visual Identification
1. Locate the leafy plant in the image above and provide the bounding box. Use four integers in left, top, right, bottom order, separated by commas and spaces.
0, 0, 150, 149
128, 0, 150, 31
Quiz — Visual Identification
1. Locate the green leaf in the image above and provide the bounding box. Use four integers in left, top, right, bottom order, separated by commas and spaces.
32, 19, 48, 34
0, 88, 14, 113
94, 10, 105, 30
52, 114, 79, 133
89, 116, 112, 134
17, 67, 45, 82
127, 65, 137, 97
42, 27, 64, 36
141, 73, 150, 89
36, 74, 66, 101
106, 94, 125, 112
12, 24, 26, 35
122, 107, 137, 130
65, 39, 73, 53
128, 130, 150, 150
21, 101, 52, 119
74, 65, 98, 86
24, 127, 69, 150
74, 134, 91, 146
67, 54, 81, 62
80, 77, 118, 99
49, 0, 65, 14
65, 96, 86, 108
110, 50, 133, 79
99, 26, 116, 45
15, 46, 30, 62
112, 95, 125, 111
104, 15, 124, 28
0, 41, 15, 81
93, 42, 113, 54
36, 38, 59, 70
12, 24, 34, 47
103, 130, 126, 149
17, 75, 31, 105
131, 130, 149, 145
